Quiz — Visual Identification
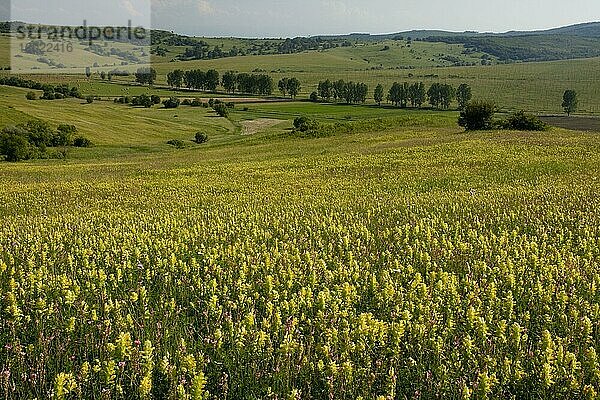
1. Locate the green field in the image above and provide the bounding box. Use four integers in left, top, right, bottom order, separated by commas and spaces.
2, 86, 600, 398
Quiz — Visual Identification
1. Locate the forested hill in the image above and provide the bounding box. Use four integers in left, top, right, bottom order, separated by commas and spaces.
316, 22, 600, 63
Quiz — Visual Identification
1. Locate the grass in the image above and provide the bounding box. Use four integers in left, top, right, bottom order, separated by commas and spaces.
2, 73, 600, 398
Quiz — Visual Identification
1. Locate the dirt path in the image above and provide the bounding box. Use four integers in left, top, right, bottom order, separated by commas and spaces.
241, 118, 284, 135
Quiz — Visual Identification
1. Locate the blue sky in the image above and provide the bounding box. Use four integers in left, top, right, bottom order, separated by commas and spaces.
6, 0, 600, 37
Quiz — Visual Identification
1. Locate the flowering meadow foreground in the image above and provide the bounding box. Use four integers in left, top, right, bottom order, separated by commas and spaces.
1, 127, 600, 399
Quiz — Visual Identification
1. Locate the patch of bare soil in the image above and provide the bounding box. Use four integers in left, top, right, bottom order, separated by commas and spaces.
539, 115, 600, 132
241, 119, 284, 135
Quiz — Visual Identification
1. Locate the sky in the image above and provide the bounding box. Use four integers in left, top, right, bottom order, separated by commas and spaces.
4, 0, 600, 37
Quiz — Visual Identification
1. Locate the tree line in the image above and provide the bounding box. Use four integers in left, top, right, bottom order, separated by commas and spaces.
316, 79, 473, 109
317, 80, 369, 104
0, 120, 91, 162
164, 69, 302, 97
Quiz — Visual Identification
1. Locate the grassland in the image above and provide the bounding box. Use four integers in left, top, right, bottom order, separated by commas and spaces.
2, 27, 600, 398
1, 86, 600, 398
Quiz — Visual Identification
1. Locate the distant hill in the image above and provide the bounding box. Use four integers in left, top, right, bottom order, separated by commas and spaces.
500, 22, 600, 38
315, 22, 600, 63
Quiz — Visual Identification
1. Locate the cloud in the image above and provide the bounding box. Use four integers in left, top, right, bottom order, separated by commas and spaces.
197, 0, 215, 15
121, 0, 143, 17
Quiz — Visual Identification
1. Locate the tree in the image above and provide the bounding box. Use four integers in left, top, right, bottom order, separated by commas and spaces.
388, 82, 407, 107
162, 97, 181, 109
0, 127, 32, 161
458, 101, 495, 131
100, 71, 107, 80
132, 94, 153, 108
205, 69, 220, 91
278, 78, 289, 97
135, 68, 157, 85
428, 83, 455, 109
562, 90, 578, 116
222, 71, 237, 93
286, 78, 301, 99
456, 83, 472, 110
167, 70, 184, 88
439, 84, 456, 109
256, 75, 274, 95
213, 103, 229, 118
408, 82, 426, 108
85, 67, 91, 79
53, 125, 77, 146
374, 84, 384, 106
195, 132, 209, 144
310, 92, 319, 102
333, 80, 345, 102
318, 80, 333, 102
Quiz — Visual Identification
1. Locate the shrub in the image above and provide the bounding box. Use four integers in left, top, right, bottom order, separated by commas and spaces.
42, 91, 55, 100
26, 91, 37, 100
151, 95, 161, 105
310, 91, 319, 102
226, 102, 235, 109
458, 101, 495, 131
500, 110, 548, 131
213, 103, 229, 118
52, 124, 77, 146
293, 116, 320, 132
0, 127, 33, 161
162, 97, 181, 109
86, 95, 94, 104
73, 136, 92, 148
182, 99, 192, 106
167, 139, 186, 148
132, 94, 153, 108
191, 98, 204, 107
194, 132, 209, 144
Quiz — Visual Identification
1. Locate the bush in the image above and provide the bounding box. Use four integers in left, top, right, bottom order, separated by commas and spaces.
194, 132, 209, 144
226, 102, 235, 109
191, 98, 204, 107
26, 91, 37, 100
86, 95, 94, 104
162, 97, 181, 109
182, 99, 192, 106
167, 139, 186, 148
293, 116, 320, 132
0, 128, 33, 161
458, 101, 495, 131
73, 136, 92, 148
151, 95, 161, 105
52, 124, 77, 146
310, 91, 319, 102
213, 103, 229, 118
132, 94, 153, 108
500, 110, 548, 131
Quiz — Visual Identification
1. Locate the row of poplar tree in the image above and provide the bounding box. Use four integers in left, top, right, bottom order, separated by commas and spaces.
318, 79, 473, 109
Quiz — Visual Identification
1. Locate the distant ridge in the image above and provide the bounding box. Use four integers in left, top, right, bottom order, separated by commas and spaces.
314, 22, 600, 41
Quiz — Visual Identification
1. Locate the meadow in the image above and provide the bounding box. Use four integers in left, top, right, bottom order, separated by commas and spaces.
2, 78, 600, 398
2, 23, 600, 399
